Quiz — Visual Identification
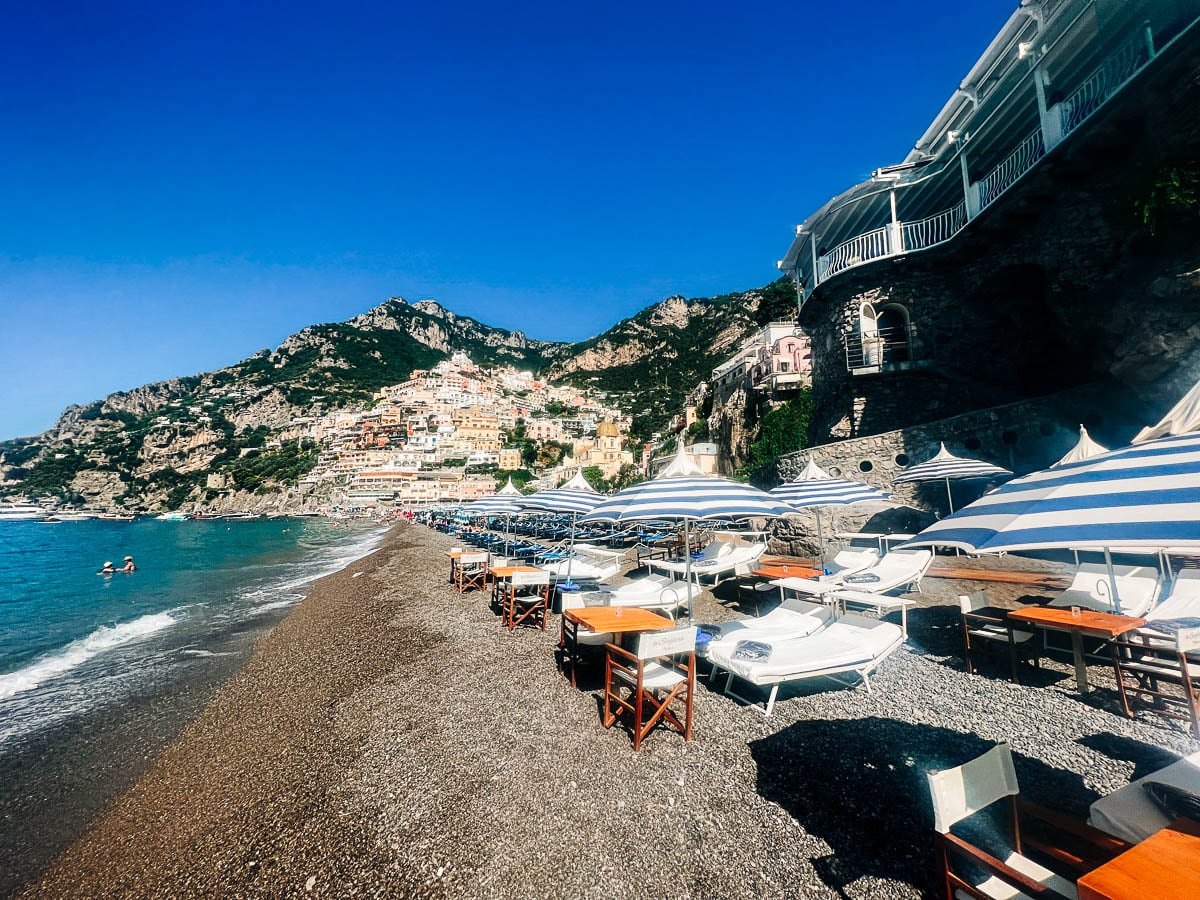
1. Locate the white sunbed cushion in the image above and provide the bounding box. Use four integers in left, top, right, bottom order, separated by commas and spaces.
708, 600, 833, 644
1048, 563, 1160, 617
708, 616, 903, 685
613, 661, 687, 691
1146, 570, 1200, 621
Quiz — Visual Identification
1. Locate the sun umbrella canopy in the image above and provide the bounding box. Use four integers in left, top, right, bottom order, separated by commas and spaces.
1052, 425, 1108, 467
496, 477, 524, 497
893, 443, 1011, 484
898, 431, 1200, 553
517, 470, 604, 514
1134, 378, 1200, 443
465, 497, 523, 516
581, 447, 796, 523
770, 458, 891, 507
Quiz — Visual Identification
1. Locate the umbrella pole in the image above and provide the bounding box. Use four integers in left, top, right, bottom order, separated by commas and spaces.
1103, 547, 1122, 614
816, 510, 825, 572
944, 478, 960, 557
684, 518, 693, 626
564, 512, 578, 588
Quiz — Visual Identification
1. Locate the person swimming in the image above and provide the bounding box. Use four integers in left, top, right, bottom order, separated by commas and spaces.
120, 556, 136, 573
98, 560, 115, 575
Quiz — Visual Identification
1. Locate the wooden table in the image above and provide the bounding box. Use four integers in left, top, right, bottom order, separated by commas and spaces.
489, 565, 544, 601
751, 564, 821, 580
564, 606, 674, 636
1007, 607, 1146, 692
1077, 817, 1200, 900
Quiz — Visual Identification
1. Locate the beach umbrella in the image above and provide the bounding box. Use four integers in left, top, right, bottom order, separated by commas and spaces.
897, 431, 1200, 564
580, 445, 798, 622
893, 442, 1011, 514
517, 470, 605, 587
465, 496, 523, 554
769, 458, 891, 566
1134, 378, 1200, 443
496, 477, 524, 497
1052, 425, 1108, 467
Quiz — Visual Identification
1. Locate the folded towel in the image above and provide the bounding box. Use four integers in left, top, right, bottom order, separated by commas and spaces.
733, 640, 772, 662
1143, 780, 1200, 822
844, 572, 881, 584
1146, 617, 1200, 634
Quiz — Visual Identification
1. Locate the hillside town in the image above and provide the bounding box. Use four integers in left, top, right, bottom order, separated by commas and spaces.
288, 352, 637, 509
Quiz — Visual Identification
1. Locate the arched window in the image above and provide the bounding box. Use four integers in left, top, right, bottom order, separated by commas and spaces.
876, 305, 910, 363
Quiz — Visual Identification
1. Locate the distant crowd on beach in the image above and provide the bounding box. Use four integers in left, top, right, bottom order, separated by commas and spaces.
98, 556, 136, 575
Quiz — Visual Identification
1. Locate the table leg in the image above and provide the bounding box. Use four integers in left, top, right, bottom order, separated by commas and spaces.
1070, 631, 1089, 692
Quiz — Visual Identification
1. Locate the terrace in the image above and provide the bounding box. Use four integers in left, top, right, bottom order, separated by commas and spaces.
777, 0, 1200, 306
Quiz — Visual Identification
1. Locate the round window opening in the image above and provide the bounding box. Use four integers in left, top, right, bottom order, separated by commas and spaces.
859, 460, 873, 473
828, 466, 842, 477
964, 437, 982, 451
894, 453, 910, 467
1002, 430, 1019, 445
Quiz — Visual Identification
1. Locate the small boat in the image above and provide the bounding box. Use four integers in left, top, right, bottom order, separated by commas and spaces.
54, 511, 97, 521
0, 503, 49, 521
156, 512, 191, 521
38, 516, 63, 524
97, 512, 136, 522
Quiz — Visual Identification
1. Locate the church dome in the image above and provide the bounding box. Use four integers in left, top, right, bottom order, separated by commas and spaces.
596, 418, 620, 438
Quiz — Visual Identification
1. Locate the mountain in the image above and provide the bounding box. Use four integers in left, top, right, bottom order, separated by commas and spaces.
0, 280, 794, 508
551, 279, 797, 437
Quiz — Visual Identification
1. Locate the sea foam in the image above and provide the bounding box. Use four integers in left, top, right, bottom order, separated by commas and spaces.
0, 613, 176, 700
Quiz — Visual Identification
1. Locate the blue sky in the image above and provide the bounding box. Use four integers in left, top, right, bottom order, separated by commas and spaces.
0, 1, 1013, 440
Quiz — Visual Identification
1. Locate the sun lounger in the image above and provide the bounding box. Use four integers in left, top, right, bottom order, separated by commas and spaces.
1089, 750, 1200, 843
643, 539, 767, 584
707, 614, 905, 716
822, 547, 880, 579
538, 546, 623, 583
776, 549, 932, 600
1047, 562, 1161, 617
590, 573, 701, 618
703, 598, 835, 648
1145, 569, 1200, 621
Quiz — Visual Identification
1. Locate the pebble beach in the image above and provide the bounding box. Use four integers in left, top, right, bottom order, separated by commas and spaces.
19, 522, 1200, 898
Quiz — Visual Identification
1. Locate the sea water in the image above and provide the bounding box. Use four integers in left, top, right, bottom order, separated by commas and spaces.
0, 517, 384, 747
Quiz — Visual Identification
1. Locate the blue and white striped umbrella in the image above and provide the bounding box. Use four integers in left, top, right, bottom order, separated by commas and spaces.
464, 497, 523, 517
580, 445, 796, 621
517, 470, 604, 515
893, 442, 1011, 513
769, 458, 890, 564
770, 458, 891, 507
898, 432, 1200, 554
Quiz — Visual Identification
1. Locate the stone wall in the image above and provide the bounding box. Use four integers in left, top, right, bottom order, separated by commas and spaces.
755, 381, 1150, 515
798, 27, 1200, 445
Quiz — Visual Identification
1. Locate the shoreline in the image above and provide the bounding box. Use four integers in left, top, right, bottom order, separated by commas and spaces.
0, 523, 396, 898
19, 524, 1198, 898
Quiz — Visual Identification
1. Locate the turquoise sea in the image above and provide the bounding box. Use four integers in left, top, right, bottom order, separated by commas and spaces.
0, 517, 384, 746
0, 516, 386, 891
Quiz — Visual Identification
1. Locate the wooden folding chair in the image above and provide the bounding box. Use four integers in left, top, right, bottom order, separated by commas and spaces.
1113, 625, 1200, 737
603, 626, 696, 751
503, 571, 551, 631
455, 552, 489, 594
927, 743, 1128, 900
959, 591, 1040, 683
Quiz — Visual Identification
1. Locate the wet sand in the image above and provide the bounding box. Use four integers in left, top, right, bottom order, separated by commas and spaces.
20, 524, 1198, 898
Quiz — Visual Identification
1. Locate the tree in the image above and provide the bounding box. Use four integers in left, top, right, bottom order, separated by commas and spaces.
610, 463, 643, 491
747, 390, 813, 470
581, 466, 608, 492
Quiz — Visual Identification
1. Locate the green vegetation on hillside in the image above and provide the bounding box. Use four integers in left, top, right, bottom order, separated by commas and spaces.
742, 391, 813, 475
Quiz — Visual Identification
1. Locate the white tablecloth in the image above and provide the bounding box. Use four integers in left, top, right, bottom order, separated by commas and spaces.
1089, 750, 1200, 843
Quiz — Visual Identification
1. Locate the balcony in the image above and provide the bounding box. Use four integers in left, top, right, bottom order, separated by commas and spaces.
843, 326, 926, 375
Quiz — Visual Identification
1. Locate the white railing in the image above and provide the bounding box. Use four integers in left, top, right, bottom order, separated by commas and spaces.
1059, 31, 1152, 137
804, 19, 1161, 298
978, 129, 1046, 209
900, 203, 966, 252
817, 226, 891, 281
